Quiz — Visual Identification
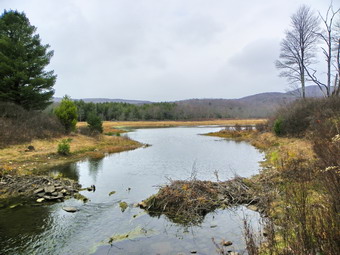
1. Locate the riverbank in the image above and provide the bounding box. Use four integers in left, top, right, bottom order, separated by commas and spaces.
0, 134, 142, 199
0, 134, 142, 176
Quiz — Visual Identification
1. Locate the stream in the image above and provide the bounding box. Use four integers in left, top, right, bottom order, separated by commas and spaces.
0, 126, 264, 255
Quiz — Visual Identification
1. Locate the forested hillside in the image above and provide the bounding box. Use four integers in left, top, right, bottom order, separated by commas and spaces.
67, 86, 325, 121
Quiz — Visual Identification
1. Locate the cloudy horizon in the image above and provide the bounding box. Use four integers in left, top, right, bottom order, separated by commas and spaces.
1, 0, 334, 101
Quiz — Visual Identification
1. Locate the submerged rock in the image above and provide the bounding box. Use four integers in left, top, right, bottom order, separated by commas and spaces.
73, 193, 89, 202
119, 201, 128, 212
62, 207, 78, 213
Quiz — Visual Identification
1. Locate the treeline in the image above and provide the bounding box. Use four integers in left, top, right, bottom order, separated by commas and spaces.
73, 101, 234, 121
72, 97, 286, 121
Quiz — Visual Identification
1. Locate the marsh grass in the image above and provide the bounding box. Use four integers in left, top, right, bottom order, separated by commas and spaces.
205, 113, 339, 254
85, 119, 267, 129
0, 134, 142, 176
241, 120, 340, 254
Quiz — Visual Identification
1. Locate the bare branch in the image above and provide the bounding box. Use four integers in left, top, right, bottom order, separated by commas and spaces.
276, 5, 320, 98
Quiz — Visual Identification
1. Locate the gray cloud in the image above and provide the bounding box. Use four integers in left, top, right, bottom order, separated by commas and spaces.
1, 0, 334, 101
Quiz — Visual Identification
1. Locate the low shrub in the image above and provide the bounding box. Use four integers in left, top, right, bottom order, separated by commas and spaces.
0, 102, 64, 148
271, 97, 340, 137
57, 138, 72, 155
273, 118, 283, 136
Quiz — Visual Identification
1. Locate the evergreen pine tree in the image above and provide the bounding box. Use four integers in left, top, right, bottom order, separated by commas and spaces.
0, 10, 56, 110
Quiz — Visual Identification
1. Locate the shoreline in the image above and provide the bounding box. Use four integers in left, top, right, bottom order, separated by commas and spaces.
0, 133, 143, 199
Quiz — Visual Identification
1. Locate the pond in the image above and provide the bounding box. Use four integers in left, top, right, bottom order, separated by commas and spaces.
0, 127, 264, 255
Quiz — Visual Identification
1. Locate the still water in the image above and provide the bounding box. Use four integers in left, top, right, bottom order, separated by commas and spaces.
0, 127, 264, 255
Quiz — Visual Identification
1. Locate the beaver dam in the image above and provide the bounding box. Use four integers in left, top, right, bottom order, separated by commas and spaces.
139, 177, 264, 226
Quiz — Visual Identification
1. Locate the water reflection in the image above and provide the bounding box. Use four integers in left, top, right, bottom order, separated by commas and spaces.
88, 158, 103, 182
49, 162, 80, 181
0, 199, 52, 254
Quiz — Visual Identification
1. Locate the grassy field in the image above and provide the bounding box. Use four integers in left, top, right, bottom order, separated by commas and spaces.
79, 119, 267, 130
0, 134, 142, 176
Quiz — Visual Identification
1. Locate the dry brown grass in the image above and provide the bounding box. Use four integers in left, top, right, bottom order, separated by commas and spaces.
77, 122, 125, 134
0, 134, 142, 176
207, 129, 315, 162
83, 119, 267, 129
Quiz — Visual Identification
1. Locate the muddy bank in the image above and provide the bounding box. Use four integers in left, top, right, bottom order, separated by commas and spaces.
139, 177, 265, 226
0, 174, 82, 202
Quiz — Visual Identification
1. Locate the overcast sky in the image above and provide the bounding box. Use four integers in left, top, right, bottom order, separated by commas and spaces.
1, 0, 335, 101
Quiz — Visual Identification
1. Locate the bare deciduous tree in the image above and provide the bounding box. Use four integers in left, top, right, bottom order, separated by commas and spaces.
332, 15, 340, 96
304, 5, 340, 97
276, 5, 319, 98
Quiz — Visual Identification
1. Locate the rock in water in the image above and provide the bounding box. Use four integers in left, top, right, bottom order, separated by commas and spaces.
109, 190, 116, 196
62, 207, 78, 213
36, 198, 45, 203
222, 240, 233, 246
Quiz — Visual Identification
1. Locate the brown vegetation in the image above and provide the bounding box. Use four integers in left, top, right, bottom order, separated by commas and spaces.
77, 121, 125, 134
0, 102, 64, 148
243, 99, 339, 254
140, 177, 261, 226
96, 119, 267, 129
0, 134, 142, 177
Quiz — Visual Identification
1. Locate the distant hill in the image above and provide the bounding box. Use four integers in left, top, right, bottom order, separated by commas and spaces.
175, 86, 326, 118
53, 97, 151, 104
288, 85, 328, 97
